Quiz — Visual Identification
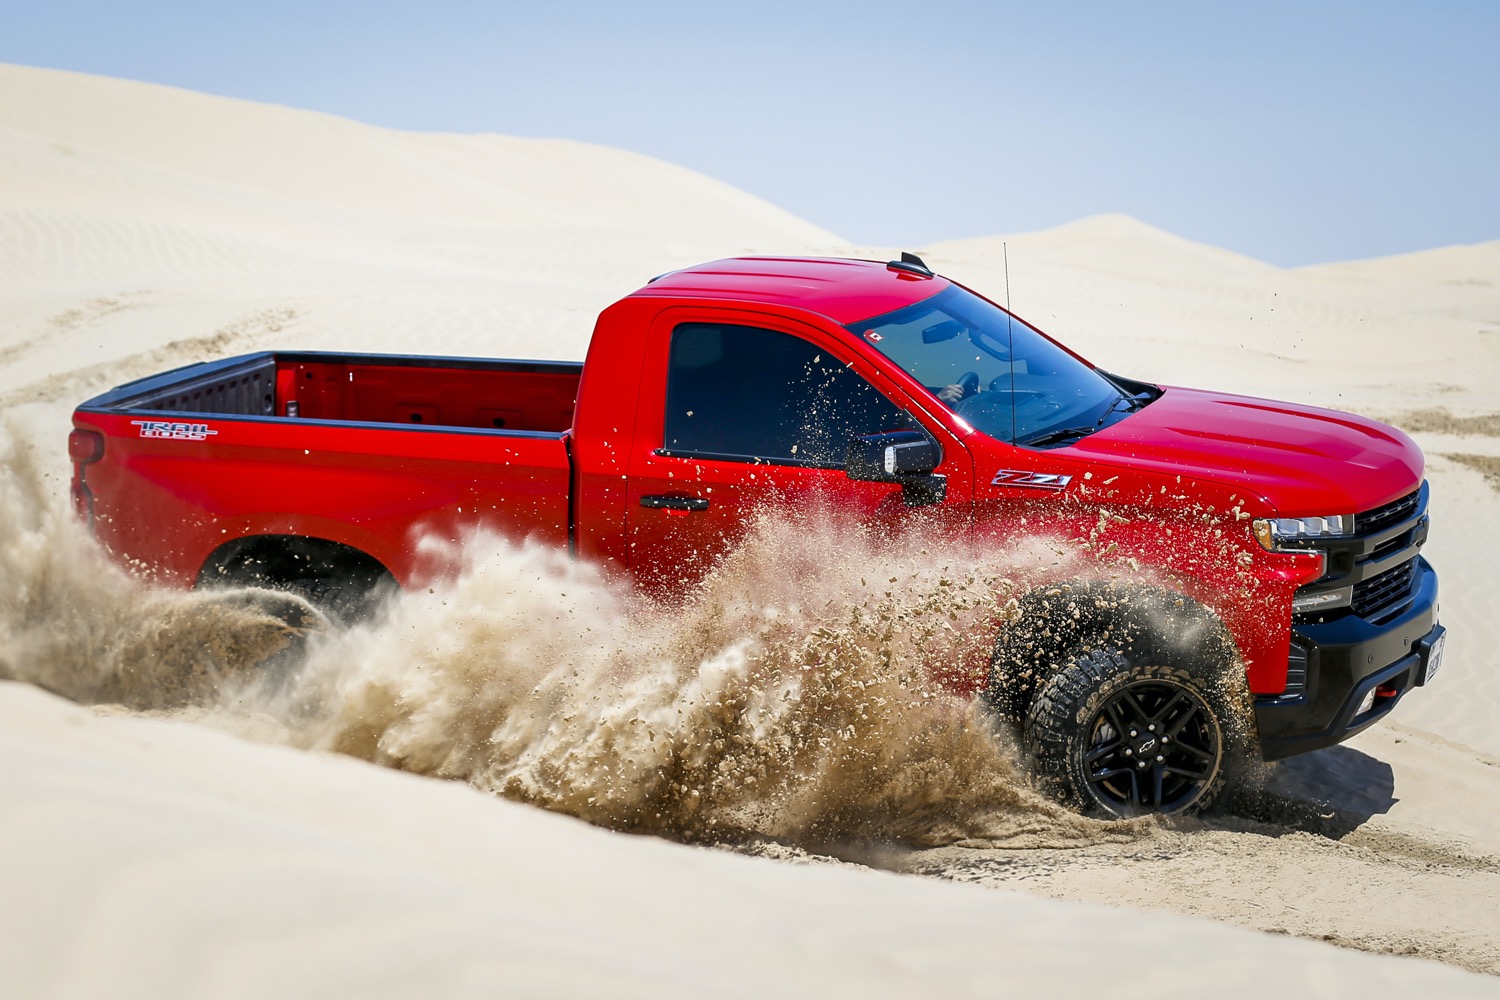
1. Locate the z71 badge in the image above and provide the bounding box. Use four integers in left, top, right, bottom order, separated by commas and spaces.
991, 469, 1072, 490
131, 419, 219, 442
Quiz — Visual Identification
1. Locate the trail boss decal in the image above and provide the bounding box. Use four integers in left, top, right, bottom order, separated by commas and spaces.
132, 420, 219, 442
991, 469, 1072, 490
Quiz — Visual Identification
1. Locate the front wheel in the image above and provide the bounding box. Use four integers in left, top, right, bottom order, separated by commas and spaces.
1023, 650, 1228, 817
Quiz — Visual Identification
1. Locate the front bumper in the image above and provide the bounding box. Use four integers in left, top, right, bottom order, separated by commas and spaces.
1255, 555, 1442, 761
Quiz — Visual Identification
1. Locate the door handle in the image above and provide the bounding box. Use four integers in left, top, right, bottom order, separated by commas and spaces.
640, 494, 710, 512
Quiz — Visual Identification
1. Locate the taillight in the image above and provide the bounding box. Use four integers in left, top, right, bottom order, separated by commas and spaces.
69, 429, 103, 527
68, 429, 104, 464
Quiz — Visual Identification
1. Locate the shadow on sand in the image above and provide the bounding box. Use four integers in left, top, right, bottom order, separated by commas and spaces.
1220, 745, 1397, 840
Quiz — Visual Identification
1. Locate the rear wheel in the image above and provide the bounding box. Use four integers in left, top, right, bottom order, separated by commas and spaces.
1024, 649, 1227, 817
200, 536, 395, 625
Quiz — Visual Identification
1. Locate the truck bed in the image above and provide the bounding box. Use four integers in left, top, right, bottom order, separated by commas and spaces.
88, 351, 581, 433
72, 351, 582, 589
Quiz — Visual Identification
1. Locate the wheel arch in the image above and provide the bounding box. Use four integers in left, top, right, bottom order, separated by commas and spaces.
197, 534, 397, 621
987, 579, 1245, 719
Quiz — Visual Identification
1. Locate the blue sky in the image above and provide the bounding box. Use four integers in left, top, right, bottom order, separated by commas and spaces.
4, 1, 1496, 265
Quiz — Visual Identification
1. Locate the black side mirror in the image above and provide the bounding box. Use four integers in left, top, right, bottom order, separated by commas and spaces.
845, 431, 947, 507
846, 431, 939, 479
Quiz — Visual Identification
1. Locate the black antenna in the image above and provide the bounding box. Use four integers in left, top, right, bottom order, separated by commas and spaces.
1005, 242, 1016, 444
887, 252, 934, 277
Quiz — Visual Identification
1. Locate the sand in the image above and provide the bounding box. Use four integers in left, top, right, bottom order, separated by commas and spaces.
3, 63, 1499, 996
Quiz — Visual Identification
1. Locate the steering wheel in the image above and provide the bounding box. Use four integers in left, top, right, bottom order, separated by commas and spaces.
957, 383, 1062, 426
956, 370, 980, 400
954, 389, 1010, 424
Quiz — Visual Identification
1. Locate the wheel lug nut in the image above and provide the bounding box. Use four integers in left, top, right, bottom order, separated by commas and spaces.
1137, 761, 1147, 769
1147, 724, 1156, 732
1129, 730, 1138, 737
1155, 755, 1164, 762
1123, 748, 1133, 756
1161, 736, 1169, 743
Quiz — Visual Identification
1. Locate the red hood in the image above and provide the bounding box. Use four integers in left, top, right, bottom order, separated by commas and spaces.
1068, 387, 1424, 515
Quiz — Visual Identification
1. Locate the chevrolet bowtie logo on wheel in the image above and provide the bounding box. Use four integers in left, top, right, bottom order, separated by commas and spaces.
991, 469, 1072, 490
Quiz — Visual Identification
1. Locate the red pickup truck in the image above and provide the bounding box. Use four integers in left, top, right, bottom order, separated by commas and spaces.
69, 254, 1444, 817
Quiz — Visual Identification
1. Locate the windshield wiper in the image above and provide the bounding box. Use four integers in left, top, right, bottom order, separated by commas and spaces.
1021, 389, 1146, 448
1022, 391, 1142, 448
1018, 425, 1099, 448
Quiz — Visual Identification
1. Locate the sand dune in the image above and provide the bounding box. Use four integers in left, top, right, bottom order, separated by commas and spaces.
2, 63, 1499, 995
0, 64, 836, 244
931, 223, 1500, 414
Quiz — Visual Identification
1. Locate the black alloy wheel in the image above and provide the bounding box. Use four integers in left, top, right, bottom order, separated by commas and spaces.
1024, 649, 1227, 817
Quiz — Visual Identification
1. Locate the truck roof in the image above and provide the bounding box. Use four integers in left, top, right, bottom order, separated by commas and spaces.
628, 256, 953, 326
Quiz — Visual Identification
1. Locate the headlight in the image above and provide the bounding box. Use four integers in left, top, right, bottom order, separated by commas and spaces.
1291, 587, 1353, 613
1252, 514, 1351, 551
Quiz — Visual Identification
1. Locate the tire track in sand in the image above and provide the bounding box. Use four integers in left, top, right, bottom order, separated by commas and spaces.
870, 748, 1500, 977
0, 306, 296, 410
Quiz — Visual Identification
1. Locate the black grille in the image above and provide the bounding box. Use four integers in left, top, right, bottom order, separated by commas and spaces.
1371, 529, 1414, 560
1356, 490, 1420, 535
1352, 559, 1416, 618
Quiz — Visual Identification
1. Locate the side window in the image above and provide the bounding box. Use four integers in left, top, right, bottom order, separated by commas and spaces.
663, 323, 917, 466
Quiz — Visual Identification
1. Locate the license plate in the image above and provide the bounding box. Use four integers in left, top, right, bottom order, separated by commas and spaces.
1422, 632, 1445, 685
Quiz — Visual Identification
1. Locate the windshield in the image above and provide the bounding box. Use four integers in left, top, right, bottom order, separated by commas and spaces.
846, 284, 1140, 447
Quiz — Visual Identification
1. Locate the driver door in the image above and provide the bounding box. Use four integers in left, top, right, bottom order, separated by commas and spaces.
624, 310, 973, 599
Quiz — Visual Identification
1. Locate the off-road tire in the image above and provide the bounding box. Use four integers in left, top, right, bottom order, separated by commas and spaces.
1024, 649, 1229, 818
984, 588, 1095, 724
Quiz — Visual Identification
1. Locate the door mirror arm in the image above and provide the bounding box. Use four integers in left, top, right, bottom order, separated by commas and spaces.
845, 432, 947, 507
